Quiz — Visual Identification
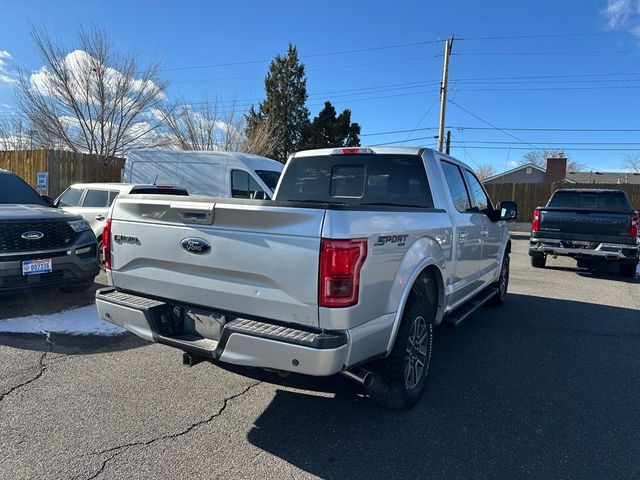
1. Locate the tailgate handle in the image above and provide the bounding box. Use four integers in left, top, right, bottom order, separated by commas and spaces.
170, 202, 215, 225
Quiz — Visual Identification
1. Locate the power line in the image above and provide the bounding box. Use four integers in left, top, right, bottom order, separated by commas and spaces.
448, 99, 543, 151
449, 145, 640, 151
160, 40, 440, 73
458, 32, 629, 41
450, 49, 637, 56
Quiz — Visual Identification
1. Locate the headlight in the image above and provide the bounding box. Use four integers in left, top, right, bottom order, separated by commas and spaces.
67, 219, 90, 232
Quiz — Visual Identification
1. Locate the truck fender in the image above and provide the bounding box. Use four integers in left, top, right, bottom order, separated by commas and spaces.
384, 236, 447, 355
493, 227, 512, 283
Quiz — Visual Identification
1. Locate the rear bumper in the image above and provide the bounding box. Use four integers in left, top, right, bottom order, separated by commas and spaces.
529, 237, 639, 261
0, 238, 99, 292
95, 288, 352, 376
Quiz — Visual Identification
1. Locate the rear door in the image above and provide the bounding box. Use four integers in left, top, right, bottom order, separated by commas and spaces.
462, 169, 501, 278
80, 189, 112, 236
439, 160, 485, 303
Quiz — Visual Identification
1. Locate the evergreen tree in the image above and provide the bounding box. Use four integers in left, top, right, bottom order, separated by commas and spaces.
246, 44, 309, 162
301, 101, 361, 150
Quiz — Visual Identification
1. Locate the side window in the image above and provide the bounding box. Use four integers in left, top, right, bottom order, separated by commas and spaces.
83, 189, 110, 208
231, 170, 265, 199
108, 190, 120, 206
57, 188, 84, 207
440, 161, 471, 212
463, 169, 492, 212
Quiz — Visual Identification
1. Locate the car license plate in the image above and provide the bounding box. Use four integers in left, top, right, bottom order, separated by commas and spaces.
22, 259, 52, 276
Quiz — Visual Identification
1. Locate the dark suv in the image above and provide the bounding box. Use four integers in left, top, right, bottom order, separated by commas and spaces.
0, 169, 99, 293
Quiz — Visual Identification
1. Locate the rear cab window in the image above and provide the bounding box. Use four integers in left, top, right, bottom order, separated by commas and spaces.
440, 161, 471, 212
548, 191, 632, 211
276, 154, 434, 208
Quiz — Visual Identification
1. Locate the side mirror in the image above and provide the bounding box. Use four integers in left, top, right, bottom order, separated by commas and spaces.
41, 194, 55, 207
499, 201, 517, 221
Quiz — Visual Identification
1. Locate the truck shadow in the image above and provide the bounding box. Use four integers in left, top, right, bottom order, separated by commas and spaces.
0, 331, 147, 355
544, 264, 639, 283
246, 293, 639, 479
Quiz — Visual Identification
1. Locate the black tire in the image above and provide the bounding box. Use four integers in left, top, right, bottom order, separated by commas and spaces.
489, 254, 509, 307
59, 279, 95, 293
619, 260, 638, 278
368, 294, 435, 410
531, 254, 546, 268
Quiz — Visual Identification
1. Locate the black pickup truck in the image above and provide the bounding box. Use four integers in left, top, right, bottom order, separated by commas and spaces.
0, 169, 100, 293
529, 189, 639, 277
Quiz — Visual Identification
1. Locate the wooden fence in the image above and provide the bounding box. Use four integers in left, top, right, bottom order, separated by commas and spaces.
485, 182, 640, 222
0, 149, 125, 197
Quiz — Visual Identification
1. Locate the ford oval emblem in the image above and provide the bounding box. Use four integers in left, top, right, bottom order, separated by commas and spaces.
21, 231, 44, 240
181, 237, 211, 254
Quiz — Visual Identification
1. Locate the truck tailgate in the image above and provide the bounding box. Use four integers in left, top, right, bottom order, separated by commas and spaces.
109, 196, 325, 327
538, 208, 633, 242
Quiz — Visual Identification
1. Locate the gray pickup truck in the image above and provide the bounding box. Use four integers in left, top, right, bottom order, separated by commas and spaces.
96, 147, 517, 408
0, 169, 99, 293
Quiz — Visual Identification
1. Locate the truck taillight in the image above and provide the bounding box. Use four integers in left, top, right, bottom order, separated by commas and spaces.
103, 218, 112, 270
319, 238, 367, 308
630, 214, 639, 237
532, 209, 540, 232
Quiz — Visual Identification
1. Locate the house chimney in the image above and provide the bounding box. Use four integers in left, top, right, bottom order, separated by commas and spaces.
545, 156, 567, 183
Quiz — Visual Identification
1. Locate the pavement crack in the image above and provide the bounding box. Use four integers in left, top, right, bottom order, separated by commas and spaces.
80, 381, 262, 479
0, 350, 49, 403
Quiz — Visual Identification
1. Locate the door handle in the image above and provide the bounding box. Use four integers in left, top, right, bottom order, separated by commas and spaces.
95, 215, 105, 221
481, 230, 489, 237
458, 231, 469, 241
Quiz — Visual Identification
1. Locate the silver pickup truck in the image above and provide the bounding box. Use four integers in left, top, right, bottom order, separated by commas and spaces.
96, 147, 517, 408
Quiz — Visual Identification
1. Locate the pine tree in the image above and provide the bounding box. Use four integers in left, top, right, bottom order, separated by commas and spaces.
246, 44, 309, 162
301, 101, 361, 150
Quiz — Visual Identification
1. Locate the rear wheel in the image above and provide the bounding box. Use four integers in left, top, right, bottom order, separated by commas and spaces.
369, 294, 435, 410
619, 260, 638, 278
531, 253, 546, 268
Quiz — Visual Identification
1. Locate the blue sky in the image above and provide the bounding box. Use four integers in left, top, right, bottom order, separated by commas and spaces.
1, 0, 640, 172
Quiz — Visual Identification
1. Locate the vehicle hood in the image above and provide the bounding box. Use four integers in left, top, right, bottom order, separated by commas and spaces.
0, 204, 81, 221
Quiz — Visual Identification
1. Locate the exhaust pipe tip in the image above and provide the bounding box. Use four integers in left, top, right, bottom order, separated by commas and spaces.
341, 367, 374, 388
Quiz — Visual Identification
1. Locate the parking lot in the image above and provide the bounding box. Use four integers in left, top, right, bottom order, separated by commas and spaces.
0, 235, 638, 480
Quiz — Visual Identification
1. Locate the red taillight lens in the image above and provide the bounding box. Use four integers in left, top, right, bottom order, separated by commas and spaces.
532, 209, 540, 232
319, 238, 367, 308
103, 218, 112, 270
630, 214, 639, 237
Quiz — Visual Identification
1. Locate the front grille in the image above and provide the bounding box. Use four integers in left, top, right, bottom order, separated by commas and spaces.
0, 271, 65, 288
0, 221, 80, 253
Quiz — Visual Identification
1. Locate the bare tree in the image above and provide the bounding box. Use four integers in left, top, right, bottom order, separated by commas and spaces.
475, 163, 496, 181
158, 97, 278, 156
622, 154, 640, 173
520, 149, 584, 172
17, 26, 168, 161
0, 116, 32, 150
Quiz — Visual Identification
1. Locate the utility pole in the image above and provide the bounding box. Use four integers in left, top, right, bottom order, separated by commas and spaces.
437, 36, 454, 152
445, 130, 451, 155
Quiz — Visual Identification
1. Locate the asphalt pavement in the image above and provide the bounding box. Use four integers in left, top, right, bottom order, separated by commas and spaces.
0, 237, 638, 480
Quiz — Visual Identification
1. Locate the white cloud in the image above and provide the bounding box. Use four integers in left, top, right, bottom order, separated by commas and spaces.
0, 50, 16, 84
30, 49, 165, 100
602, 0, 640, 36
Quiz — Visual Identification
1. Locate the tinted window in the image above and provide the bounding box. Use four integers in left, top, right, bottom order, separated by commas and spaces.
83, 189, 110, 208
548, 191, 632, 211
108, 190, 119, 206
463, 169, 492, 212
441, 161, 471, 212
276, 154, 433, 208
0, 173, 48, 206
256, 170, 281, 191
231, 170, 265, 199
330, 165, 366, 197
57, 187, 84, 207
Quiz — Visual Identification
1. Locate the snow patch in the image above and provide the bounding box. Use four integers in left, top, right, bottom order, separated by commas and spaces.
0, 304, 125, 336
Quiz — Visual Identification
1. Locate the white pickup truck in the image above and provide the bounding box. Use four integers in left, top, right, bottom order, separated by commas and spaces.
96, 147, 517, 408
